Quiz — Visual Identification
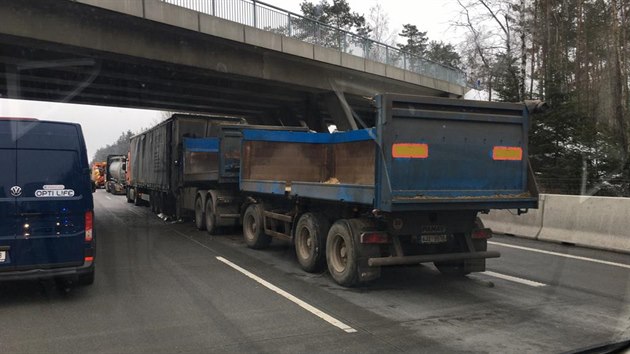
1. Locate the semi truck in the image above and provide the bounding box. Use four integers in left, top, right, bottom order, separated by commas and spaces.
105, 154, 127, 194
130, 94, 539, 286
91, 161, 106, 188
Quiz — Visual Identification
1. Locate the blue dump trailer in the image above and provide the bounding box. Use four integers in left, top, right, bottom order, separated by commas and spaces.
237, 94, 538, 286
132, 95, 538, 287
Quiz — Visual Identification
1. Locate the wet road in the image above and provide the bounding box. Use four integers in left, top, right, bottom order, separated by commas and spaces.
1, 190, 629, 353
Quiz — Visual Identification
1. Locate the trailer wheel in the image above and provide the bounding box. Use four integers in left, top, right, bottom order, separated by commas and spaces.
204, 197, 216, 235
243, 204, 270, 249
126, 188, 133, 203
295, 213, 330, 273
326, 220, 359, 287
194, 196, 206, 231
150, 192, 157, 213
134, 190, 143, 206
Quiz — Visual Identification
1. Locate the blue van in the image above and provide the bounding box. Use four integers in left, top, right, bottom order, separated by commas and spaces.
0, 118, 95, 286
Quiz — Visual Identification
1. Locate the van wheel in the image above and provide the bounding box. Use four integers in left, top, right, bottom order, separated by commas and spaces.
326, 220, 359, 287
78, 269, 95, 286
194, 196, 206, 230
243, 204, 271, 249
295, 213, 330, 273
205, 197, 217, 235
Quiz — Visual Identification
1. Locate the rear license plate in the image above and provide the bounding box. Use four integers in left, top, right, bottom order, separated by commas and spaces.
0, 251, 6, 263
420, 234, 448, 244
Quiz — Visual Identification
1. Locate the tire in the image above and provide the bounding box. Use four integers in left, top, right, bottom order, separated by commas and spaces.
194, 196, 206, 231
126, 188, 133, 203
243, 204, 271, 249
150, 192, 157, 213
134, 190, 142, 206
205, 197, 217, 235
326, 220, 359, 287
77, 269, 95, 286
435, 218, 485, 276
294, 212, 330, 273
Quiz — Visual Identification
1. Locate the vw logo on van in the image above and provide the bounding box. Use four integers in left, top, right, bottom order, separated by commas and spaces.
10, 186, 22, 197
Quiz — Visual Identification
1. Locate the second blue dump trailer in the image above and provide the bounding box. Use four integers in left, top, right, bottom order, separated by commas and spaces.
127, 113, 308, 230
236, 94, 538, 286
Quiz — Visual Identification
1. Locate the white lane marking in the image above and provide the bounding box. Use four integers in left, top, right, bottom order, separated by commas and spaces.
106, 196, 112, 200
483, 271, 547, 287
489, 241, 630, 270
216, 256, 357, 334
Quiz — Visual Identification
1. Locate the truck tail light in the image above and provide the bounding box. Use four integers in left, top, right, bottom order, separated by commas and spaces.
392, 143, 429, 158
360, 232, 389, 244
492, 146, 522, 161
472, 228, 492, 239
85, 211, 93, 242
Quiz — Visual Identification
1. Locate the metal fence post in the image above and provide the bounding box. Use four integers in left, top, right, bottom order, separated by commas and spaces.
211, 0, 215, 16
252, 0, 257, 28
288, 13, 292, 36
385, 46, 389, 65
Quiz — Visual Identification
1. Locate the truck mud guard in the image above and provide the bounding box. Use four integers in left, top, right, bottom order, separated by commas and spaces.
367, 251, 500, 267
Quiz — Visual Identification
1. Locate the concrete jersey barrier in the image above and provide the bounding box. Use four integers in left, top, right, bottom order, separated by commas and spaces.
481, 194, 630, 254
538, 194, 630, 253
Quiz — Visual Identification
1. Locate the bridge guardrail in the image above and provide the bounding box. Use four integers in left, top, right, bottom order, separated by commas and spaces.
162, 0, 466, 86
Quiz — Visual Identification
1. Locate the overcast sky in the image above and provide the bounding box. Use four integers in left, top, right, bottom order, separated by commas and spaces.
269, 0, 465, 44
0, 0, 471, 161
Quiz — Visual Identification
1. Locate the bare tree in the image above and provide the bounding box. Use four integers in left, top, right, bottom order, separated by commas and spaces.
364, 3, 396, 62
454, 0, 527, 102
367, 4, 396, 45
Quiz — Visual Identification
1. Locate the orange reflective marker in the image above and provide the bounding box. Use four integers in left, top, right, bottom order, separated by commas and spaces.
392, 143, 429, 158
493, 146, 523, 161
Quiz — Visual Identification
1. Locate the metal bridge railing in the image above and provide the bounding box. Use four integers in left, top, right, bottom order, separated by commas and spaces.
162, 0, 466, 86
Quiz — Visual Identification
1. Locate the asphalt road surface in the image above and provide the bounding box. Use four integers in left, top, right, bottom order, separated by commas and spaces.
1, 190, 629, 353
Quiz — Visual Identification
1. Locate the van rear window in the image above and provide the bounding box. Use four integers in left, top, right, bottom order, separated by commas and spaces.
0, 121, 16, 148
17, 121, 81, 151
17, 150, 82, 196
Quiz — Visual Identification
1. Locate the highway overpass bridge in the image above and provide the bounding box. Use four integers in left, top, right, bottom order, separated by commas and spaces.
0, 0, 467, 129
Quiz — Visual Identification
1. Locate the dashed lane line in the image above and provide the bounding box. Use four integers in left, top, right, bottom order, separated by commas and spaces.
489, 241, 630, 270
216, 256, 358, 334
482, 271, 547, 287
174, 231, 357, 334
